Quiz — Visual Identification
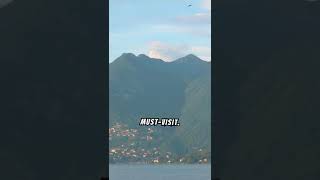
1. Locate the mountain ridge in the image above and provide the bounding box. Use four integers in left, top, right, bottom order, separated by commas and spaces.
111, 53, 209, 64
109, 53, 211, 159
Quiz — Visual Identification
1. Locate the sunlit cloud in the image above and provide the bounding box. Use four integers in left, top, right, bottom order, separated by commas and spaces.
148, 41, 190, 62
201, 0, 211, 11
109, 0, 211, 62
191, 46, 211, 61
148, 41, 211, 62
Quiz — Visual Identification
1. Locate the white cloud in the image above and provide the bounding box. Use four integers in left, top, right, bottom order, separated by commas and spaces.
201, 0, 211, 11
151, 1, 211, 38
148, 41, 190, 62
151, 25, 184, 34
191, 46, 211, 61
175, 12, 211, 25
147, 41, 211, 62
151, 24, 211, 38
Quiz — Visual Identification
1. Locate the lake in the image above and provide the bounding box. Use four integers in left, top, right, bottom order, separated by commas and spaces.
110, 164, 211, 180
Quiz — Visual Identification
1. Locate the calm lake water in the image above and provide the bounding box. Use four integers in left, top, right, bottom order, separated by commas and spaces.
110, 164, 211, 180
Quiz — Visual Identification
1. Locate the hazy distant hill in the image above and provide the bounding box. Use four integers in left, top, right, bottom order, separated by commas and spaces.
109, 53, 211, 155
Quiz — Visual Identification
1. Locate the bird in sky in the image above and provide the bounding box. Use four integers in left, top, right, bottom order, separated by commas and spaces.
188, 4, 192, 7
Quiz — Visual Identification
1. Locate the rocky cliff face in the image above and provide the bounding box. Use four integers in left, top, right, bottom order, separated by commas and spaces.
0, 1, 107, 179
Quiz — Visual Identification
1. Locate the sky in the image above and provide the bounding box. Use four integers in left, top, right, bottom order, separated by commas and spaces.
109, 0, 211, 63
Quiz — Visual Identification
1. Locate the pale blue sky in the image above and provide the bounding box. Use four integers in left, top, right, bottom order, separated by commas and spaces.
109, 0, 211, 62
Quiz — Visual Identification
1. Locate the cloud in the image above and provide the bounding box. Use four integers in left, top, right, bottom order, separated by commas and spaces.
152, 2, 212, 38
175, 12, 211, 25
148, 41, 190, 62
201, 0, 211, 11
147, 41, 211, 62
191, 46, 211, 61
151, 24, 211, 38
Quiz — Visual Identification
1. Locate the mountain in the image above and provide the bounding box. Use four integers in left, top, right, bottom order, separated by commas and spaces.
109, 53, 211, 157
177, 73, 211, 152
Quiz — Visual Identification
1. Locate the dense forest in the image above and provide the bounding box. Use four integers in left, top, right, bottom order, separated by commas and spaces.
109, 54, 211, 160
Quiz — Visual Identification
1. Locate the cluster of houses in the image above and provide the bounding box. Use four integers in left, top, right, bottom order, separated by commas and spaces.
109, 123, 210, 164
109, 145, 175, 163
109, 123, 138, 140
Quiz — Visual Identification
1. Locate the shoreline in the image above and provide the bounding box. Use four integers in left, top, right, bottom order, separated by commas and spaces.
110, 163, 211, 166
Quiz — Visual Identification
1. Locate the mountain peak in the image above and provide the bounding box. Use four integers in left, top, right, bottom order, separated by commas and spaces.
184, 54, 201, 59
113, 53, 206, 64
112, 53, 166, 64
138, 54, 149, 58
121, 53, 136, 58
172, 54, 204, 64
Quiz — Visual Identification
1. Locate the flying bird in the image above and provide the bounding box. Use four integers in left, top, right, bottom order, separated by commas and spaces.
188, 4, 192, 7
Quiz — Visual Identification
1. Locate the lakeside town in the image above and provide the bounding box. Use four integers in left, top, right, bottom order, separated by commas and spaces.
109, 123, 210, 164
